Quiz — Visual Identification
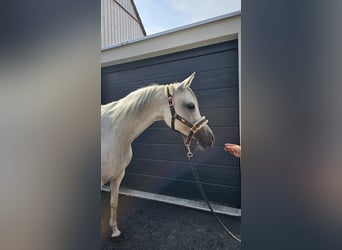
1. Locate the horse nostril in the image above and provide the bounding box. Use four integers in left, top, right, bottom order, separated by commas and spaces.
208, 134, 214, 146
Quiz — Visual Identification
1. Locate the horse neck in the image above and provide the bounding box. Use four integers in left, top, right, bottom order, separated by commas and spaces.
116, 85, 166, 144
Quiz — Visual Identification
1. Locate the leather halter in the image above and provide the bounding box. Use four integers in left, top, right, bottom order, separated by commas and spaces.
165, 85, 208, 148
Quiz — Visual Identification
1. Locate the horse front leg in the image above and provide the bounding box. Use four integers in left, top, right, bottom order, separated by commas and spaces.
109, 169, 125, 240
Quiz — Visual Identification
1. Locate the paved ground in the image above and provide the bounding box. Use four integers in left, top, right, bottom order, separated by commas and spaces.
101, 191, 241, 250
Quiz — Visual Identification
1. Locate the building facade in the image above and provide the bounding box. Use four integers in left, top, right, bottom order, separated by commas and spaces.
101, 0, 146, 48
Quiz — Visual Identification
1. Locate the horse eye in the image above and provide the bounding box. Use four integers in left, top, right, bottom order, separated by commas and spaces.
187, 103, 195, 110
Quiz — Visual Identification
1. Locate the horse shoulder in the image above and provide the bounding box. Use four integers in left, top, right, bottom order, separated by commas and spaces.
101, 143, 132, 182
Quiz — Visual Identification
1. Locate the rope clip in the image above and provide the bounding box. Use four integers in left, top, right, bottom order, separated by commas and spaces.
185, 143, 193, 159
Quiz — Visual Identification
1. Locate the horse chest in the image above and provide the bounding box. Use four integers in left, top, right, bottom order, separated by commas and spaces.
101, 143, 132, 182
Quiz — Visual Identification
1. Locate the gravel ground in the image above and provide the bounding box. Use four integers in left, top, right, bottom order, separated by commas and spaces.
101, 192, 241, 250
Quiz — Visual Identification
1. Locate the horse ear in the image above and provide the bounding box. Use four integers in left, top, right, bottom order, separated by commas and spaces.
179, 72, 196, 89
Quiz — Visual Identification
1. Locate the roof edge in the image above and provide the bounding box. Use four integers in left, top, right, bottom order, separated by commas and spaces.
131, 0, 147, 36
101, 11, 241, 51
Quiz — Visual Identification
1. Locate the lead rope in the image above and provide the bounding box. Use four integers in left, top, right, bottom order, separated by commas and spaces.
165, 84, 241, 242
185, 144, 242, 243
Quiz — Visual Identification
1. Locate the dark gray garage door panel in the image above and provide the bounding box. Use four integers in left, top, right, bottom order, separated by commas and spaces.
102, 40, 240, 208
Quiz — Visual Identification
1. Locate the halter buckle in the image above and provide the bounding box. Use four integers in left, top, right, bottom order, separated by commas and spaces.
167, 97, 174, 106
190, 126, 200, 133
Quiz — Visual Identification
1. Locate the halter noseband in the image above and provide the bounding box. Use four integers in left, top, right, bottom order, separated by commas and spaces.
165, 84, 208, 156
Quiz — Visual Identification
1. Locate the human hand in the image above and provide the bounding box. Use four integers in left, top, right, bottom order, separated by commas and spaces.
224, 143, 241, 158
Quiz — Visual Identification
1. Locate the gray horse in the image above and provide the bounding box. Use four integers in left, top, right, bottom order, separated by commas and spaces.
101, 73, 214, 240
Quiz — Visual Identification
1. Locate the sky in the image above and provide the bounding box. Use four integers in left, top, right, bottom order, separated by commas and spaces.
134, 0, 241, 35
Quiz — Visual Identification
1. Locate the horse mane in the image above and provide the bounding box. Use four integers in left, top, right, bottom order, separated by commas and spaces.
102, 84, 166, 118
126, 84, 165, 113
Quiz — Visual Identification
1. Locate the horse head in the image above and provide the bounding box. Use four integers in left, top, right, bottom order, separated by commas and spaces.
163, 72, 214, 149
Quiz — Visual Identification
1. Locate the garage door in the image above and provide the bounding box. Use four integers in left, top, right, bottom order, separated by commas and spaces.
101, 40, 240, 208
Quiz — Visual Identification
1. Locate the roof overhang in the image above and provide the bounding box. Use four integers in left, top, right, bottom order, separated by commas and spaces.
101, 11, 241, 68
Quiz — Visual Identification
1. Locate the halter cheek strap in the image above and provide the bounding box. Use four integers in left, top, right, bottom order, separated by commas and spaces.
165, 85, 208, 154
167, 87, 195, 130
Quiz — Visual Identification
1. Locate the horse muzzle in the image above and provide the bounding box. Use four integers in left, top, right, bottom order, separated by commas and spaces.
194, 124, 215, 149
